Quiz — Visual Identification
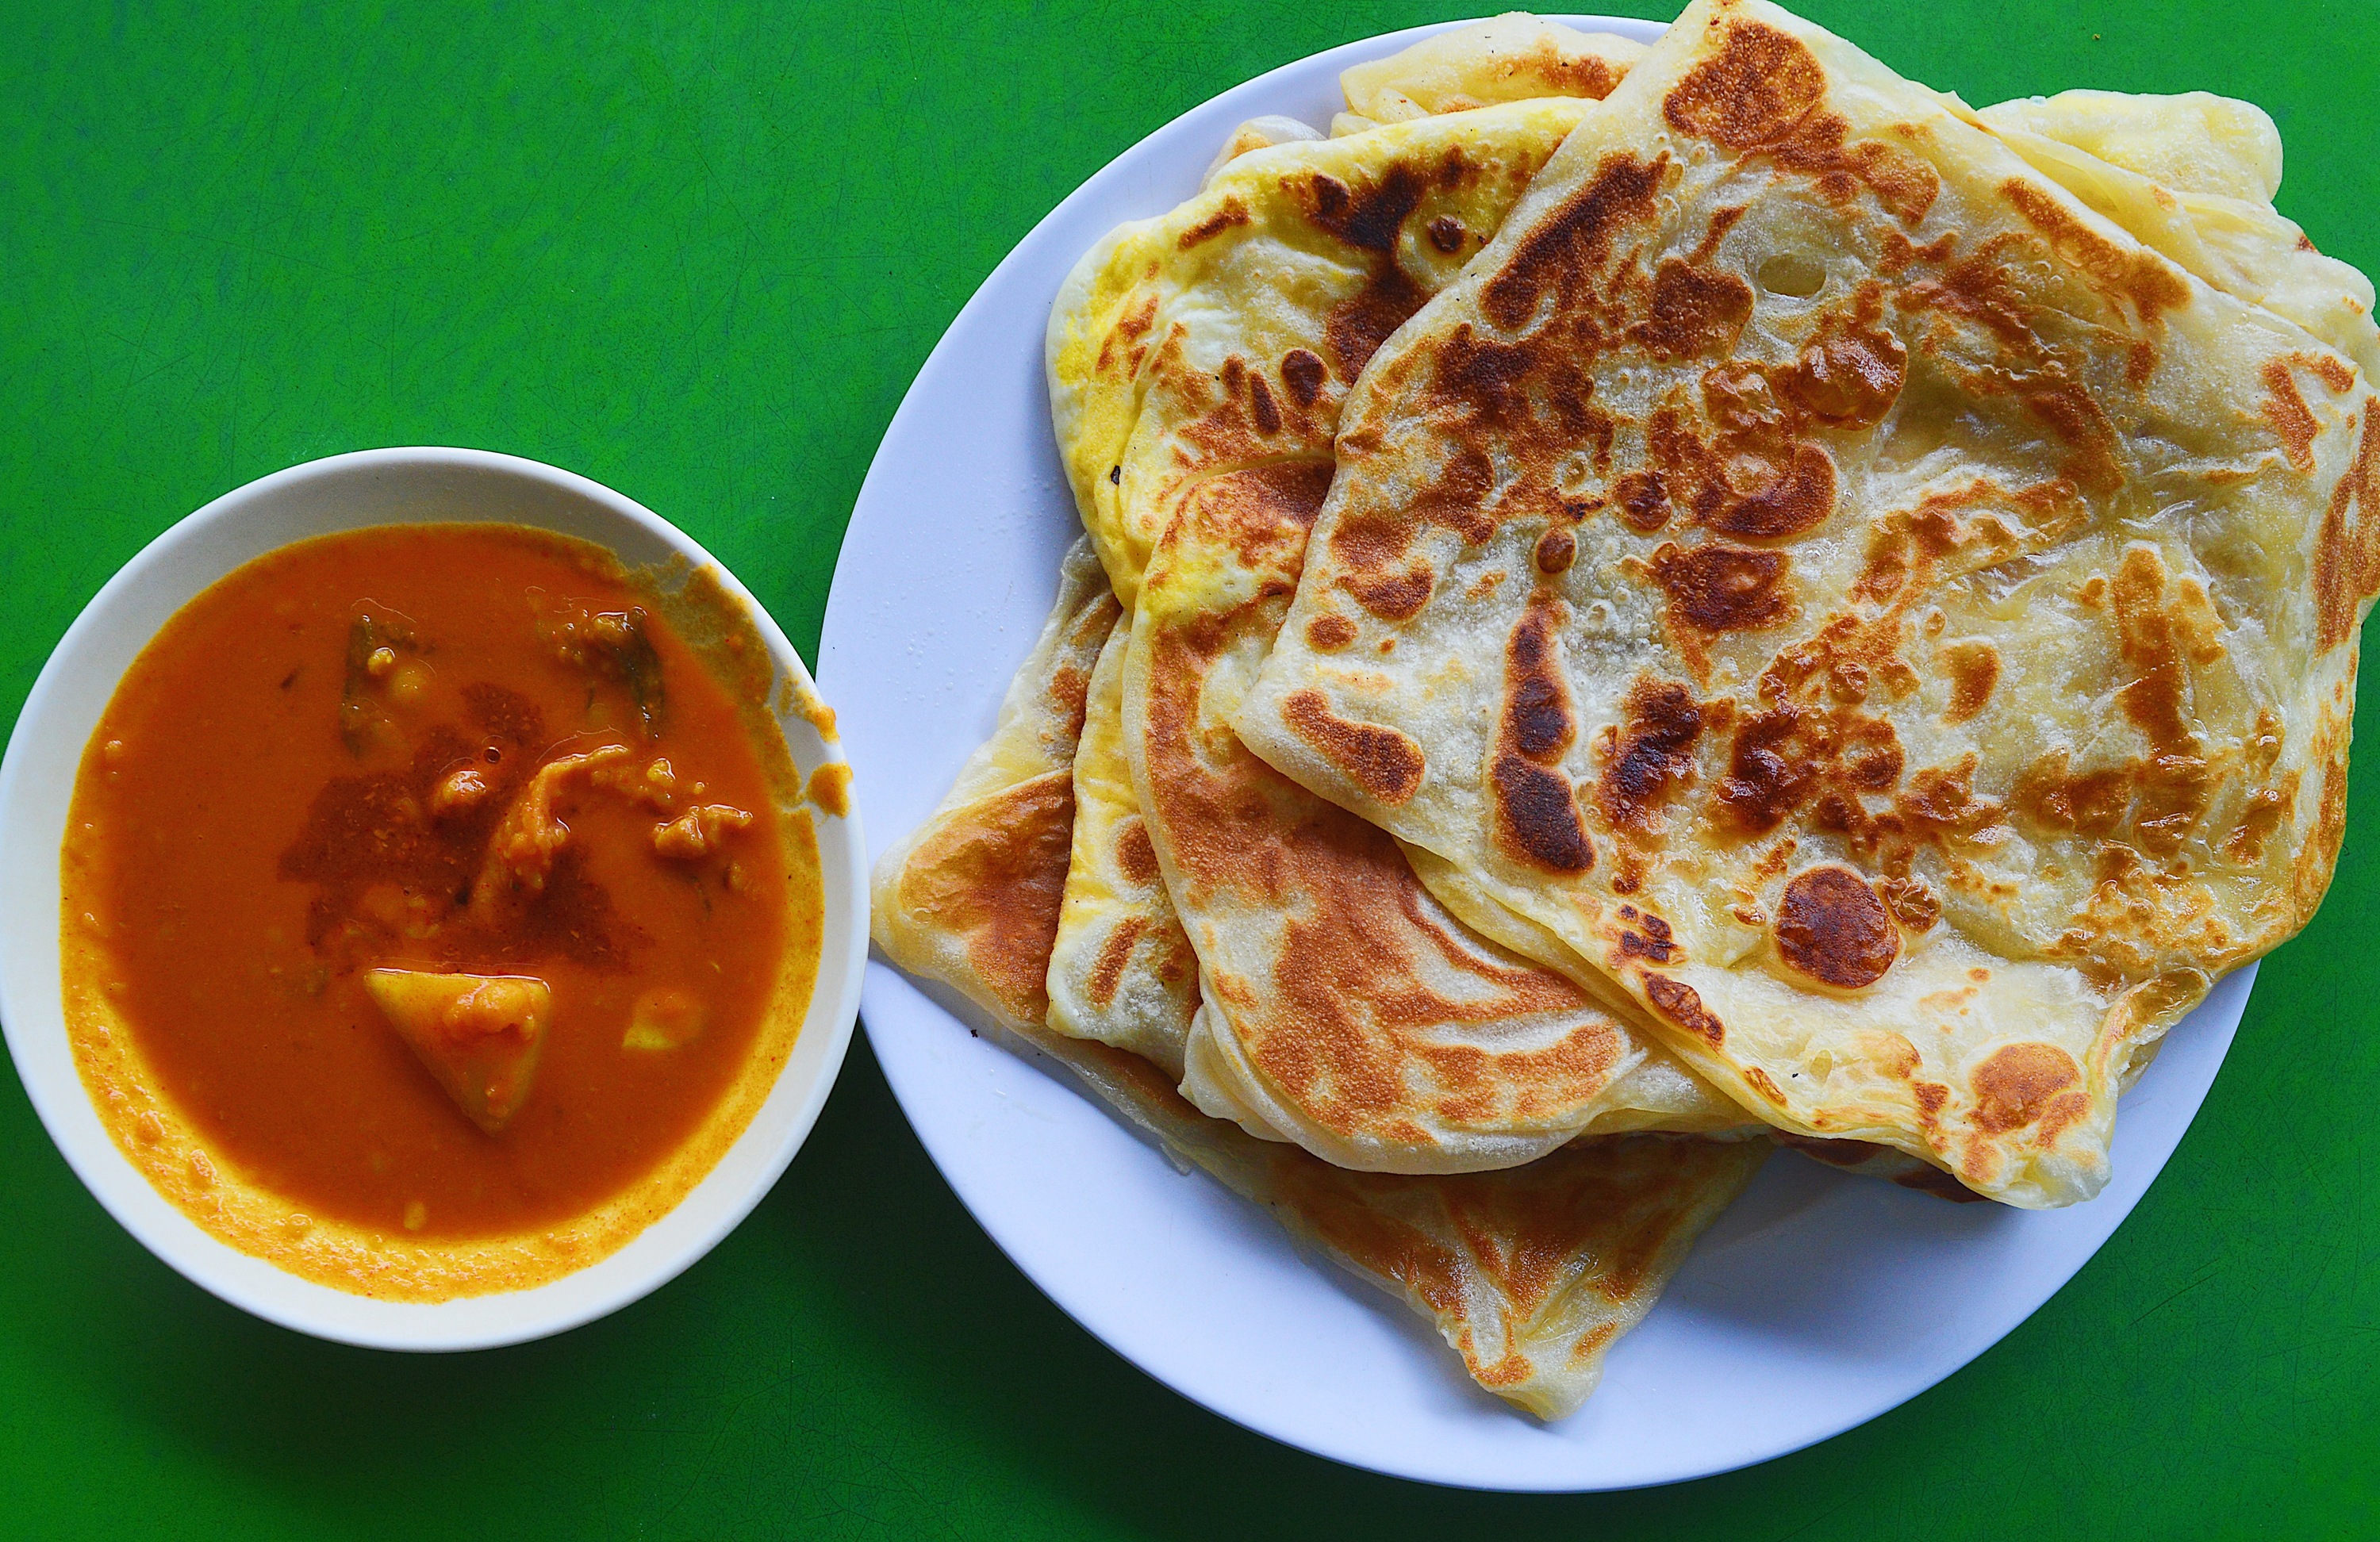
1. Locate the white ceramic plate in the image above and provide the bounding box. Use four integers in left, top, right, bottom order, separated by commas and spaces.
0, 447, 869, 1351
818, 17, 2251, 1490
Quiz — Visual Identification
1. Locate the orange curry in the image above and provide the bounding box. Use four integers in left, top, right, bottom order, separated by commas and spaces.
61, 524, 822, 1298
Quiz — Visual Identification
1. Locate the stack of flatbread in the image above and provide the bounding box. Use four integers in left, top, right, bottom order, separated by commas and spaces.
873, 0, 2380, 1419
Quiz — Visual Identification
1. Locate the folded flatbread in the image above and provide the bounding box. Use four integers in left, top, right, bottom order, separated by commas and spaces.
1237, 0, 2379, 1206
1048, 93, 1602, 606
1964, 90, 2378, 378
869, 542, 1767, 1417
1334, 13, 1647, 136
1129, 458, 1752, 1170
1045, 616, 1203, 1079
1048, 47, 1760, 1170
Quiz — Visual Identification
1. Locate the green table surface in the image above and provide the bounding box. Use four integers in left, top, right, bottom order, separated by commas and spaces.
3, 2, 2375, 1535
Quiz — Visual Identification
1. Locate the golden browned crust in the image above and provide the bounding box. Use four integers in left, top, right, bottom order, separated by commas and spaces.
1238, 0, 2380, 1206
868, 535, 1766, 1417
1127, 462, 1667, 1173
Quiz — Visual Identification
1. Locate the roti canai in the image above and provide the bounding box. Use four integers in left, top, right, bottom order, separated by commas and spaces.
869, 542, 1768, 1417
1237, 0, 2379, 1206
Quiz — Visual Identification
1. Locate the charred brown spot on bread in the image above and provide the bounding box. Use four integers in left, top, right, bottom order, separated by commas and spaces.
1785, 323, 1906, 428
2107, 544, 2212, 855
1491, 758, 1594, 873
1663, 20, 1937, 224
2013, 752, 2130, 838
1337, 554, 1438, 623
1427, 216, 1467, 254
1616, 470, 1672, 532
1616, 910, 1678, 964
1050, 663, 1096, 746
1651, 542, 1792, 632
1192, 462, 1336, 571
2025, 383, 2125, 497
1744, 1066, 1788, 1105
1325, 265, 1428, 379
1280, 348, 1327, 406
1969, 1041, 2083, 1135
1115, 817, 1160, 887
1534, 527, 1576, 574
1177, 198, 1252, 249
1412, 445, 1498, 543
1526, 40, 1628, 102
1939, 639, 1998, 725
2224, 784, 2294, 863
2306, 354, 2357, 394
1663, 18, 1828, 149
1642, 973, 1724, 1047
1249, 373, 1282, 435
1703, 443, 1837, 539
1629, 257, 1756, 361
1489, 596, 1593, 873
1086, 915, 1151, 1007
2260, 358, 2320, 474
2000, 179, 2190, 336
1595, 677, 1706, 834
1096, 293, 1160, 376
2313, 411, 2380, 650
1430, 325, 1568, 431
1502, 597, 1573, 761
2292, 748, 2349, 915
1324, 446, 1496, 622
1773, 865, 1898, 988
897, 772, 1075, 1023
1718, 699, 1895, 838
1282, 689, 1426, 806
1434, 142, 1481, 190
1303, 163, 1427, 254
1305, 612, 1358, 651
1480, 152, 1667, 331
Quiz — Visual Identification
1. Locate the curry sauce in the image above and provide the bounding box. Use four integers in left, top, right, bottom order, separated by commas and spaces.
60, 524, 823, 1299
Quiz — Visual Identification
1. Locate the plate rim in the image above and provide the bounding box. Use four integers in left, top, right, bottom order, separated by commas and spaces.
818, 14, 2252, 1490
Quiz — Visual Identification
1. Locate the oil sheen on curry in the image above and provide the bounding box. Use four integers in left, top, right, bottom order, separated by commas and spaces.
61, 524, 827, 1299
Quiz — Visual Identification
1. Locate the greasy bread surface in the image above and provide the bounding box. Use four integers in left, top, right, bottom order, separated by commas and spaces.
1045, 617, 1203, 1080
60, 524, 823, 1299
1238, 0, 2379, 1206
868, 550, 1766, 1417
1129, 455, 1733, 1171
1049, 52, 1751, 1169
1047, 95, 1599, 605
1338, 15, 1645, 125
1963, 90, 2380, 380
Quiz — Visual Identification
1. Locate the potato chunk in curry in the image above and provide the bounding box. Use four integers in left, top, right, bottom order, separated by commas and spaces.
363, 970, 553, 1134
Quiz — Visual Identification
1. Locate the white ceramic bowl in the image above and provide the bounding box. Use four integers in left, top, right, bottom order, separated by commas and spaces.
0, 447, 866, 1350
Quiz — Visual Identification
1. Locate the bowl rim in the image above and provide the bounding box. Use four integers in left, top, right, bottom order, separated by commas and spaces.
0, 445, 867, 1350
